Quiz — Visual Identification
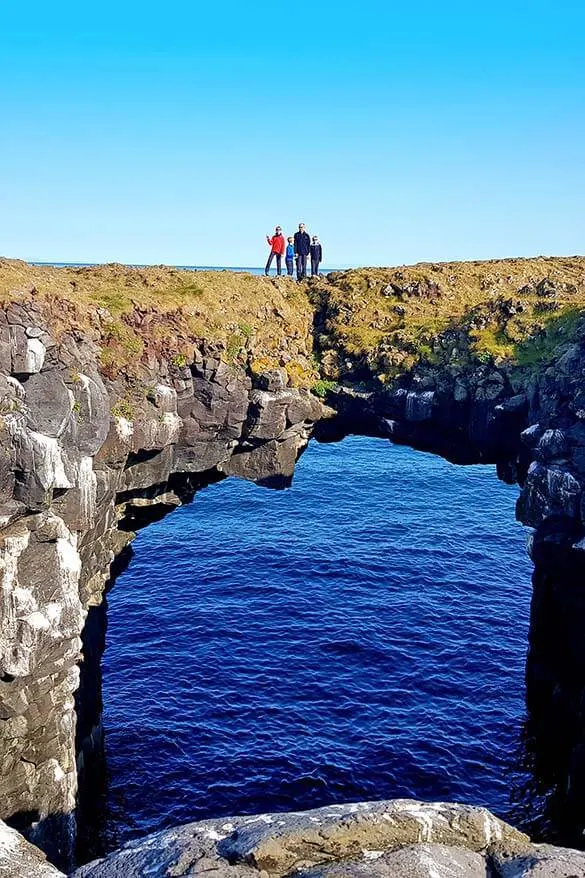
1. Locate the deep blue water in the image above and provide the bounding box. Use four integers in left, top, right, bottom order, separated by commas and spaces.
99, 436, 535, 850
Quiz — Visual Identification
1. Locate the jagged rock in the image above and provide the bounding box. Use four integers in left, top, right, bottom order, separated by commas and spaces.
494, 843, 585, 876
255, 369, 288, 392
69, 372, 110, 456
535, 429, 569, 463
148, 383, 177, 413
296, 845, 489, 877
495, 394, 527, 414
23, 371, 72, 437
0, 294, 328, 852
0, 819, 65, 877
521, 424, 543, 449
405, 391, 434, 422
244, 389, 294, 440
220, 427, 308, 486
517, 462, 582, 526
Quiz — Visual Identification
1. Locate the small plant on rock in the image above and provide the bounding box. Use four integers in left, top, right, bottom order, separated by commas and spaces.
311, 379, 336, 399
171, 353, 187, 368
112, 398, 135, 420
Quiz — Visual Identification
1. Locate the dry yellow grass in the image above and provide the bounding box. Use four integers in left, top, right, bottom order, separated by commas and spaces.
0, 259, 317, 385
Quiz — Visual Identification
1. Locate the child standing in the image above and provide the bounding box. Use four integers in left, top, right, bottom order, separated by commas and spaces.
285, 237, 295, 276
310, 236, 322, 277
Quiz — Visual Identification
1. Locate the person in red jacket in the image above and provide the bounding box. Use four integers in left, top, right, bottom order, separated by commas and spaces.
265, 226, 286, 276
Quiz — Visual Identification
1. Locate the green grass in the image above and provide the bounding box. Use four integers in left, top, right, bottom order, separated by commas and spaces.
111, 398, 135, 420
312, 379, 337, 398
93, 290, 132, 316
515, 307, 585, 368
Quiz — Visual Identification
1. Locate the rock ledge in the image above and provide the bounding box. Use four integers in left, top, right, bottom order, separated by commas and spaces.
63, 800, 585, 878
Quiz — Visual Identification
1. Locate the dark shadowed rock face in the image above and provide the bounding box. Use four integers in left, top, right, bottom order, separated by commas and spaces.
0, 819, 65, 877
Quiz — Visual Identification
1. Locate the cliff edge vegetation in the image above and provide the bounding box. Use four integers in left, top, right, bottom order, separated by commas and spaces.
0, 259, 318, 388
310, 256, 585, 386
1, 255, 584, 397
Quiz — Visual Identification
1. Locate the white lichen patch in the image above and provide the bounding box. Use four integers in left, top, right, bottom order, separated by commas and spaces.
0, 513, 84, 680
45, 602, 63, 625
154, 384, 178, 412
5, 375, 25, 397
25, 337, 45, 373
52, 761, 65, 783
481, 809, 502, 844
29, 432, 71, 490
203, 828, 228, 841
416, 849, 445, 878
56, 531, 82, 612
76, 456, 97, 527
78, 374, 93, 418
115, 415, 134, 442
0, 530, 32, 674
24, 611, 51, 631
362, 849, 384, 860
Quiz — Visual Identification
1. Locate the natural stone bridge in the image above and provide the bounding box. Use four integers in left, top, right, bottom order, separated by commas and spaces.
1, 257, 585, 875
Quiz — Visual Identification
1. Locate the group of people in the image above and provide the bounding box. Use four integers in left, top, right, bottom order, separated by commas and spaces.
265, 223, 323, 280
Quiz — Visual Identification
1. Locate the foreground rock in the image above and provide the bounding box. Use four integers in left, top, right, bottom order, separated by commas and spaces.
68, 800, 585, 878
0, 819, 65, 878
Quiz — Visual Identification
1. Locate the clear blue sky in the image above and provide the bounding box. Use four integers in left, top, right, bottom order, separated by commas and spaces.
1, 1, 583, 268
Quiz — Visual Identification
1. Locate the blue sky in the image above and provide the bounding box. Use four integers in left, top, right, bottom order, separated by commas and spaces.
1, 1, 583, 267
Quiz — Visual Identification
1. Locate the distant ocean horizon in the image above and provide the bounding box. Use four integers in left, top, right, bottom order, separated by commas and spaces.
31, 261, 344, 275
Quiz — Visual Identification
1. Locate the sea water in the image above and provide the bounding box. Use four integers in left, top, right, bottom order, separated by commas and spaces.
93, 436, 539, 853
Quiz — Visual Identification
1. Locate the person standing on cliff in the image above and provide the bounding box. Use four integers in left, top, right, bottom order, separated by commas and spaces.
265, 226, 286, 276
293, 223, 311, 281
285, 236, 295, 276
310, 235, 322, 277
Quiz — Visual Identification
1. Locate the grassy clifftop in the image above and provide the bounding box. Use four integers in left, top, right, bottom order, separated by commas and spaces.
310, 256, 585, 385
0, 259, 318, 386
1, 255, 584, 392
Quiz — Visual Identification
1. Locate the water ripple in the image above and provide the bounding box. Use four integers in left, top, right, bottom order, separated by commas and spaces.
98, 436, 533, 852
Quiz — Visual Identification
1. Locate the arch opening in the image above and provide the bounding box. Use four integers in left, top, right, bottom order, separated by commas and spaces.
75, 435, 548, 864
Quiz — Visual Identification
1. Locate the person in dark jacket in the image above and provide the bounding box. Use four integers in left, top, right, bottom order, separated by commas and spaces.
310, 236, 322, 277
265, 226, 286, 276
293, 223, 311, 281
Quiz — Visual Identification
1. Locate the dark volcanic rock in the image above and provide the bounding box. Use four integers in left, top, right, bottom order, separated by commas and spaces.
0, 319, 329, 863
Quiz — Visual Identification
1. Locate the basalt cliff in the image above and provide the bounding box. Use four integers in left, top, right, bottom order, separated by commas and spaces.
0, 255, 585, 876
